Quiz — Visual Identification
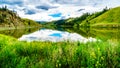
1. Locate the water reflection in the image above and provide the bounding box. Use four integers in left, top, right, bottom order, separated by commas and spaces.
0, 27, 119, 43
0, 27, 40, 38
19, 29, 97, 43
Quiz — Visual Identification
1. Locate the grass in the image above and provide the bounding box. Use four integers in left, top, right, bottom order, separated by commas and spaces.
0, 34, 120, 68
79, 6, 120, 27
89, 7, 120, 26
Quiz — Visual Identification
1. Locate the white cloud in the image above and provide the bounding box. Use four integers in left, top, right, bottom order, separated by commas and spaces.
15, 5, 101, 21
1, 0, 120, 21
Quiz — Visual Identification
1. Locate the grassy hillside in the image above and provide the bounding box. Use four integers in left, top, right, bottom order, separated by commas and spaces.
0, 6, 41, 28
80, 7, 120, 27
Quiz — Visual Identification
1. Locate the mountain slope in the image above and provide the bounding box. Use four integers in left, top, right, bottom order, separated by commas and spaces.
81, 7, 120, 27
0, 7, 40, 28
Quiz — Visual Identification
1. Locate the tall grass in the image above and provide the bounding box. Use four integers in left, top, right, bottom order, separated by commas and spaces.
0, 34, 120, 68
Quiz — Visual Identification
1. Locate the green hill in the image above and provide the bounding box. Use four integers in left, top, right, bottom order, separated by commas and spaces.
0, 6, 41, 29
80, 7, 120, 27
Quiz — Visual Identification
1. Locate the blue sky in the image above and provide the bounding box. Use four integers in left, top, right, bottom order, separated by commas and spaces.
49, 13, 62, 18
1, 0, 120, 21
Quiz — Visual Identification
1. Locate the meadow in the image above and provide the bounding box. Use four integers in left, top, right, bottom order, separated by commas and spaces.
0, 34, 120, 68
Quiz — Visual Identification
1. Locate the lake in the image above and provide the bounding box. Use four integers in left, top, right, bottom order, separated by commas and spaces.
18, 29, 97, 43
0, 27, 120, 44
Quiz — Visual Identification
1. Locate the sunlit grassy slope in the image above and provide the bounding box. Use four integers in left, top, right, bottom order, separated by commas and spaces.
0, 34, 120, 68
89, 7, 120, 26
82, 7, 120, 27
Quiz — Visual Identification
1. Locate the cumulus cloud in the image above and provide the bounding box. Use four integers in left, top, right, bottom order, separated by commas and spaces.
36, 5, 58, 10
1, 0, 120, 21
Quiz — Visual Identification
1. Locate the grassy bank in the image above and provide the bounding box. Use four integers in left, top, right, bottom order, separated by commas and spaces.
0, 34, 120, 68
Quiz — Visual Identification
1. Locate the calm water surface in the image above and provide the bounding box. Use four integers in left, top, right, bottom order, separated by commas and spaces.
0, 27, 120, 43
18, 29, 97, 42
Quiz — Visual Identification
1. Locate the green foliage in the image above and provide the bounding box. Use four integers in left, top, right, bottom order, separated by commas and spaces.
0, 34, 120, 68
0, 6, 8, 11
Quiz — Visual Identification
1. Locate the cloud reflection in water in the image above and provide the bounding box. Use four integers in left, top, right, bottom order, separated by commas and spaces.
19, 29, 97, 43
